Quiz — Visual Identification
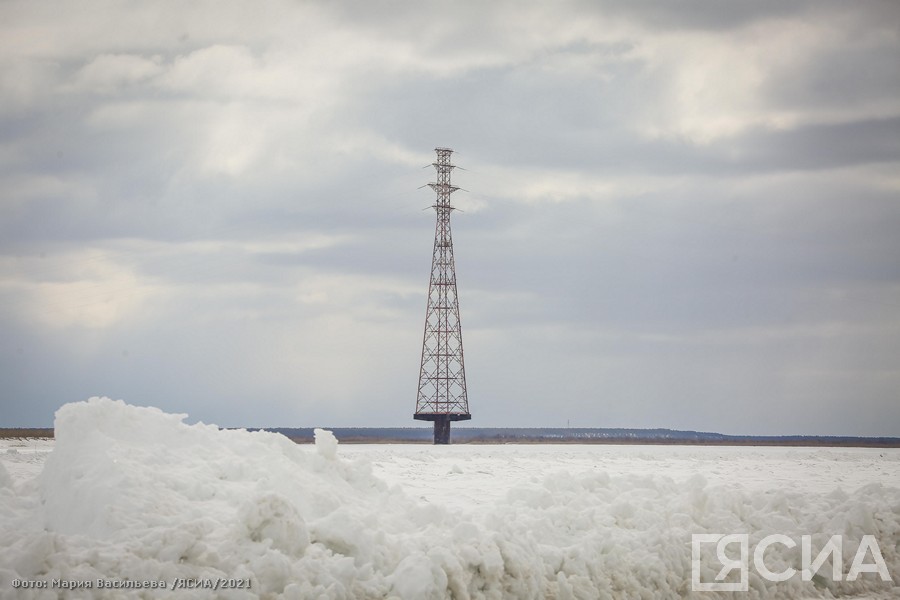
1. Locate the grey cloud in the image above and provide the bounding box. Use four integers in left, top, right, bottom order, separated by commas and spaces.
764, 41, 900, 112
575, 0, 808, 30
705, 118, 900, 173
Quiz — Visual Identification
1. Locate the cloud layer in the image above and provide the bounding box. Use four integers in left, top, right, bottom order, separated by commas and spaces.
2, 0, 899, 435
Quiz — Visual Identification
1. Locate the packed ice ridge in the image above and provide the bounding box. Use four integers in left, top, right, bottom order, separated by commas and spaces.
0, 397, 897, 599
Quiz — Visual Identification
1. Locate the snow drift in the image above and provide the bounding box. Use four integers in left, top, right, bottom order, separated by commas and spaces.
0, 397, 897, 599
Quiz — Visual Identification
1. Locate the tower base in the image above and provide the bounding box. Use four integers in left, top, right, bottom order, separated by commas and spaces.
413, 413, 471, 444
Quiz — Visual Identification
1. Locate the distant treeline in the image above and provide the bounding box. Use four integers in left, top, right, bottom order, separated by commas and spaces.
3, 427, 898, 447
0, 428, 54, 438
259, 427, 900, 447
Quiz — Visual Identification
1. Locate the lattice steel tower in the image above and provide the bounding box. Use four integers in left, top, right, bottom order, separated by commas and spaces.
414, 147, 471, 444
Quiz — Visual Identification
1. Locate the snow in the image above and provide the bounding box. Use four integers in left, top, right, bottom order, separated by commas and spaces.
0, 397, 898, 599
344, 444, 900, 512
314, 428, 339, 460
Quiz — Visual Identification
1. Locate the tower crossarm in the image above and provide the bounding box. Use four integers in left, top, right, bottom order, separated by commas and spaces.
427, 183, 460, 195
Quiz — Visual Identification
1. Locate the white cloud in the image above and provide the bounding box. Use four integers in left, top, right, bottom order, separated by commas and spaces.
1, 250, 161, 329
631, 12, 900, 142
71, 53, 163, 94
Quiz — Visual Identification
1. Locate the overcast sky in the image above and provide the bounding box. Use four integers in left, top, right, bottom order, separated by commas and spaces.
2, 1, 899, 436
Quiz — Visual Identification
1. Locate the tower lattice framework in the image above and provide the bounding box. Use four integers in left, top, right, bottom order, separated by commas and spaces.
414, 147, 471, 444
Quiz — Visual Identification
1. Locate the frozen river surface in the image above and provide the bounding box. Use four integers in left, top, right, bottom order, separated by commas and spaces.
1, 399, 898, 599
342, 443, 900, 512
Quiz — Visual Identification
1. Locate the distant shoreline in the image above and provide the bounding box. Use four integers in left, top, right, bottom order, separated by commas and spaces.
3, 427, 899, 448
297, 438, 900, 448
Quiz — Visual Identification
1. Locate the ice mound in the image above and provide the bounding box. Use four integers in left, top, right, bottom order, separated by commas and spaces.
0, 397, 898, 599
314, 427, 339, 460
23, 398, 459, 598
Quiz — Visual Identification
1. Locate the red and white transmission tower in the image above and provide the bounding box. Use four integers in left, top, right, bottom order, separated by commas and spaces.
413, 147, 471, 444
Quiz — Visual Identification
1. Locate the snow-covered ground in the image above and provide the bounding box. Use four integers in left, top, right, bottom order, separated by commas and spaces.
1, 398, 898, 599
344, 444, 900, 513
